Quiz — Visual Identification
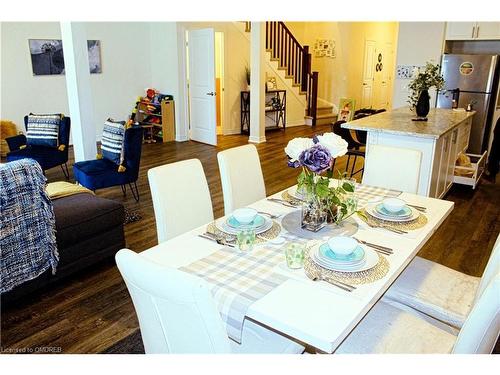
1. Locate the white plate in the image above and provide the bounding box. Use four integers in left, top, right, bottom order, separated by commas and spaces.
314, 256, 367, 271
216, 216, 273, 235
311, 245, 379, 273
316, 243, 366, 266
225, 214, 267, 230
366, 203, 419, 223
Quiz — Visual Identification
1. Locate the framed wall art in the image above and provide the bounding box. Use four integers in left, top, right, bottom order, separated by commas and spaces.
28, 39, 102, 75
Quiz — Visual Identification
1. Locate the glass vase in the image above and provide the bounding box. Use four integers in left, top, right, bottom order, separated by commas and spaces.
301, 194, 327, 232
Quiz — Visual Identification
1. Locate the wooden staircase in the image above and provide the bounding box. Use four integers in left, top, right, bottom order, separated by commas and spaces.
265, 22, 319, 126
306, 104, 338, 126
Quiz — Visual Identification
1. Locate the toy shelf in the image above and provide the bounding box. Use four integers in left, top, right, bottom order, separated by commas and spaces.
134, 99, 176, 144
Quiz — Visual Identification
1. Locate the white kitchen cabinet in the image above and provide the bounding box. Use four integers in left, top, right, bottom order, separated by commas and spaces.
457, 118, 472, 154
436, 131, 452, 198
447, 128, 460, 192
346, 109, 474, 199
432, 118, 473, 198
446, 22, 477, 40
476, 22, 500, 39
446, 22, 500, 40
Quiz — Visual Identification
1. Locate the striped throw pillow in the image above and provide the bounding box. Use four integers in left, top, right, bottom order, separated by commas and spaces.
26, 114, 62, 148
101, 119, 126, 166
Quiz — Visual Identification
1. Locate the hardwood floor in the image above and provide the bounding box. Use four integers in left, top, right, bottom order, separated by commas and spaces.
1, 124, 499, 354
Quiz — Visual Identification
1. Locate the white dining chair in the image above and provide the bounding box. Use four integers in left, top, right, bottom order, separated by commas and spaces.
382, 233, 500, 328
148, 159, 213, 243
335, 275, 500, 354
362, 144, 422, 193
115, 249, 305, 354
217, 144, 266, 215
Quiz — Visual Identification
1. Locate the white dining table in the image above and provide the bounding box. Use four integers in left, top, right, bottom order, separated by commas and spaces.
140, 183, 454, 353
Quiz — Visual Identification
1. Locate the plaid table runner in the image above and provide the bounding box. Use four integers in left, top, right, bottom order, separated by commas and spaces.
179, 246, 287, 343
353, 184, 402, 209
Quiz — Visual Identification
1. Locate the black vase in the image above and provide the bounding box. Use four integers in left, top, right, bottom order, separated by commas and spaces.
415, 89, 430, 118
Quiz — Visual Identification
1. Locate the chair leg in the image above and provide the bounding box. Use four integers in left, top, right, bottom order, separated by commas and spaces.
60, 163, 70, 180
129, 182, 140, 202
346, 154, 351, 176
121, 184, 127, 196
350, 155, 357, 177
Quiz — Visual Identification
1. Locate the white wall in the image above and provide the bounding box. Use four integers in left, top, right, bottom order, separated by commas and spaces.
1, 22, 154, 141
1, 22, 69, 132
149, 22, 187, 141
392, 22, 446, 109
286, 22, 398, 110
86, 22, 153, 138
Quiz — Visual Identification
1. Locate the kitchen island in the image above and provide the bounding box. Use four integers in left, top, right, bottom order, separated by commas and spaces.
343, 107, 477, 198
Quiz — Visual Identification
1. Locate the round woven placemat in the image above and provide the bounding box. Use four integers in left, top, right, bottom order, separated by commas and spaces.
281, 190, 302, 205
304, 248, 389, 285
207, 220, 281, 244
360, 208, 428, 231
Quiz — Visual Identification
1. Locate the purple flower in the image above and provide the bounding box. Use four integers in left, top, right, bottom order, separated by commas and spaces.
288, 159, 300, 168
299, 144, 332, 174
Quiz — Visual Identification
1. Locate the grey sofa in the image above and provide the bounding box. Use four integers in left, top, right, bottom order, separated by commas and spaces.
2, 192, 125, 302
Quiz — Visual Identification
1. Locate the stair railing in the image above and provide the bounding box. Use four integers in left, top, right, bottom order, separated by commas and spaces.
266, 21, 319, 126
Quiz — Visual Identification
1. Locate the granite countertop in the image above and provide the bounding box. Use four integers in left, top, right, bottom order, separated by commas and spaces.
342, 107, 476, 139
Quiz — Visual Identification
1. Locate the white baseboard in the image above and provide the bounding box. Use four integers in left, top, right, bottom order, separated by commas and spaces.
222, 128, 242, 135
248, 135, 266, 143
287, 120, 307, 127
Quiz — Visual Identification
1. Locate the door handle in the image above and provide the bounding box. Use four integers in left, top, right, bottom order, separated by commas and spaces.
471, 26, 475, 38
363, 83, 367, 86
206, 92, 216, 96
476, 25, 480, 38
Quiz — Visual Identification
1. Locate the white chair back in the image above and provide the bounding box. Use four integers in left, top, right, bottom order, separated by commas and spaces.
148, 159, 213, 243
217, 144, 266, 215
362, 144, 422, 194
115, 249, 231, 353
453, 275, 500, 354
475, 233, 500, 302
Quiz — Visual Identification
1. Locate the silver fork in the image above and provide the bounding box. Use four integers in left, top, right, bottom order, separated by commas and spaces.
353, 237, 393, 254
407, 204, 427, 212
258, 211, 282, 219
310, 269, 356, 292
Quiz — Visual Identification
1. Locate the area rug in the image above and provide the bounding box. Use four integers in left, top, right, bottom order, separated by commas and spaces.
124, 208, 142, 225
102, 330, 144, 354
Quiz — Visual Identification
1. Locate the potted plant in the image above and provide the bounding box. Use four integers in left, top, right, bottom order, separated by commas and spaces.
407, 61, 445, 118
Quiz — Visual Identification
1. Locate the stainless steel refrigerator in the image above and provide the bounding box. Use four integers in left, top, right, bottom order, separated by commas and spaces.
437, 54, 499, 154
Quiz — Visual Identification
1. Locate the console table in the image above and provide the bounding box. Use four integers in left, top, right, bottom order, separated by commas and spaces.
240, 89, 286, 134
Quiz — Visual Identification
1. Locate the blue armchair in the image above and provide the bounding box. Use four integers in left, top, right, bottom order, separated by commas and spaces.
6, 116, 71, 179
73, 126, 144, 202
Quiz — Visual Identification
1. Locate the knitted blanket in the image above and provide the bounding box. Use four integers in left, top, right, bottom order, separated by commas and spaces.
0, 159, 59, 293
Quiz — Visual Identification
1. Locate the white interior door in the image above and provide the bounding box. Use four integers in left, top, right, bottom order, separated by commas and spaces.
361, 40, 376, 109
188, 28, 217, 145
377, 42, 392, 109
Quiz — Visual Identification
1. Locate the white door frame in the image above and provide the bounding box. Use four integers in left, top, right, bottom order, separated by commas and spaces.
215, 31, 225, 133
178, 25, 227, 141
